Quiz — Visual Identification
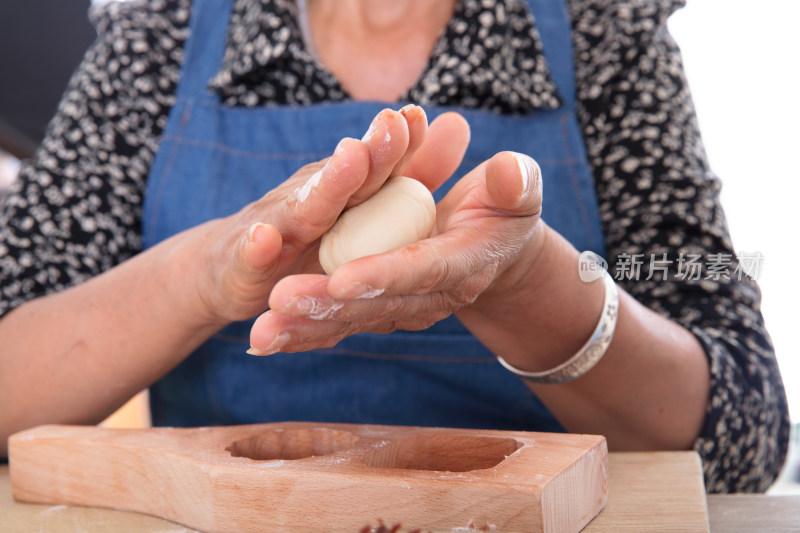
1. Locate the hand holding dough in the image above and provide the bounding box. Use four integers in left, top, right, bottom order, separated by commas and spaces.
319, 176, 436, 274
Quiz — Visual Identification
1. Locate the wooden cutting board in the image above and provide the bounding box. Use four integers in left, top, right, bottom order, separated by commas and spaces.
8, 422, 608, 533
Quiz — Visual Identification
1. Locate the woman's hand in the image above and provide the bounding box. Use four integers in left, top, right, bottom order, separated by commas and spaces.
192, 105, 471, 326
248, 148, 546, 355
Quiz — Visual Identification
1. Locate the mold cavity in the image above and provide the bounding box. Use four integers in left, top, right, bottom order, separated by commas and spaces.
226, 428, 359, 461
363, 434, 522, 472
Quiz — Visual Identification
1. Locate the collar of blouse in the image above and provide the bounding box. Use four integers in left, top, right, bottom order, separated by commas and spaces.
208, 0, 563, 113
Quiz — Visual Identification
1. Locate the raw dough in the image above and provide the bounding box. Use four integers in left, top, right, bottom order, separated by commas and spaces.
319, 176, 436, 274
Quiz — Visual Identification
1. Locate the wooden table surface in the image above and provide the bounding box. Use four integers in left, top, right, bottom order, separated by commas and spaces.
0, 451, 796, 532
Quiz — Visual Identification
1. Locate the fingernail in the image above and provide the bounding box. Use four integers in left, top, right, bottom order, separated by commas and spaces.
246, 222, 266, 244
511, 152, 538, 201
247, 332, 291, 356
399, 104, 426, 123
361, 110, 388, 143
241, 223, 262, 253
334, 137, 351, 157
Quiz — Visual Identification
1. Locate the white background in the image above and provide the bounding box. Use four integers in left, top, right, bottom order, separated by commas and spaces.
669, 0, 800, 421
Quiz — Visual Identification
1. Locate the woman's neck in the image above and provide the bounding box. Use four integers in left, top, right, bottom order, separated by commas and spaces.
310, 0, 449, 34
305, 0, 456, 102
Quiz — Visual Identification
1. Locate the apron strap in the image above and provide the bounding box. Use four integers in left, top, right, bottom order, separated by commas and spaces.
525, 0, 577, 109
175, 0, 236, 99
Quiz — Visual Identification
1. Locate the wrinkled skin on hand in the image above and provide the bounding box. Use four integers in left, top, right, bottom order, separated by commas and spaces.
193, 106, 469, 327
247, 109, 545, 355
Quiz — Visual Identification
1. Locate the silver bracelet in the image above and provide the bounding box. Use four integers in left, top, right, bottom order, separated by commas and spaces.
496, 269, 619, 384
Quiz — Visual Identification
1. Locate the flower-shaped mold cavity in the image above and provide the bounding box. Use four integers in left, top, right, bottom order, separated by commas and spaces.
363, 433, 522, 472
226, 428, 359, 461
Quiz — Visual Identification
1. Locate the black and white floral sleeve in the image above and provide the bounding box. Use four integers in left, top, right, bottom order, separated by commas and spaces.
568, 0, 790, 492
0, 0, 189, 318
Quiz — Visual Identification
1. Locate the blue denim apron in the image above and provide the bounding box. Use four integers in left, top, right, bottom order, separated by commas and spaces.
142, 0, 606, 431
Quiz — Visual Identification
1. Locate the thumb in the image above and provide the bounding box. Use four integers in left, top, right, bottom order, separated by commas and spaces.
485, 151, 542, 216
236, 222, 283, 282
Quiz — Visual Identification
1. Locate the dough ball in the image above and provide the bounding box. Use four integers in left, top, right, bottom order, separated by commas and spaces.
319, 176, 436, 274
